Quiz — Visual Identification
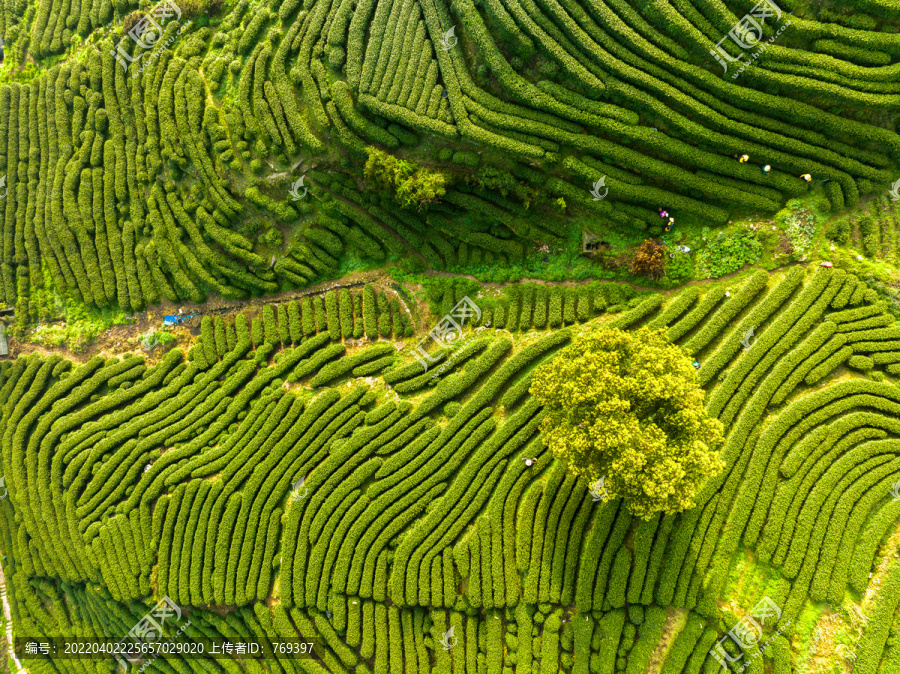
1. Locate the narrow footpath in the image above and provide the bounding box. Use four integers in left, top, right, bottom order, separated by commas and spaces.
0, 564, 26, 673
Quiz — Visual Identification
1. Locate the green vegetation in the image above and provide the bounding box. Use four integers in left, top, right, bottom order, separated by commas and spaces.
0, 0, 895, 327
775, 199, 824, 260
530, 326, 724, 519
364, 147, 447, 210
26, 299, 130, 351
139, 328, 177, 350
1, 0, 900, 671
0, 268, 895, 673
694, 228, 763, 279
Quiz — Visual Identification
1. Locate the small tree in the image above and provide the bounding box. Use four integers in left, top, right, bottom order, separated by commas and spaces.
530, 327, 724, 519
123, 10, 144, 35
631, 239, 666, 279
364, 146, 446, 210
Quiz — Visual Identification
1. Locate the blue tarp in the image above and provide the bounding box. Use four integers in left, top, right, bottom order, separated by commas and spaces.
163, 314, 200, 326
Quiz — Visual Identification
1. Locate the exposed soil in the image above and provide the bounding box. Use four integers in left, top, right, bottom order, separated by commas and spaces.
775, 232, 794, 257
7, 259, 814, 363
647, 607, 689, 674
8, 269, 394, 364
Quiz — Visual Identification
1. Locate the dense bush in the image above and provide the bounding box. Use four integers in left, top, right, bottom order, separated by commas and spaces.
631, 240, 666, 279
695, 229, 762, 278
531, 326, 724, 518
364, 146, 447, 210
1, 0, 898, 666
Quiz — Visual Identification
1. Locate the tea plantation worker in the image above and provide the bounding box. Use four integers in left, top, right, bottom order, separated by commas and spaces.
524, 457, 537, 467
800, 173, 812, 183
762, 164, 771, 174
736, 154, 750, 163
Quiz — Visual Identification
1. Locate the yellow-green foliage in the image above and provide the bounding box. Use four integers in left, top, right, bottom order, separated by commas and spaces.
530, 326, 724, 519
364, 146, 447, 210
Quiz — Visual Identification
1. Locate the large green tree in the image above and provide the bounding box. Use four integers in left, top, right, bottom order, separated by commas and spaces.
530, 326, 724, 519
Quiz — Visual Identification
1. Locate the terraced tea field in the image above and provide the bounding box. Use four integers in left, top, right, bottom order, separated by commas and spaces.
0, 0, 898, 323
0, 267, 899, 673
1, 0, 900, 671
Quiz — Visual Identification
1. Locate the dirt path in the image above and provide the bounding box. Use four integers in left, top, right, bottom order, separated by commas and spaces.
0, 564, 25, 673
427, 259, 812, 294
9, 270, 391, 364
8, 259, 813, 363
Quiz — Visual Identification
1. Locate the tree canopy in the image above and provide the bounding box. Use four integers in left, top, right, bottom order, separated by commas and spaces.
364, 146, 447, 210
530, 326, 724, 519
631, 239, 666, 279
